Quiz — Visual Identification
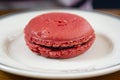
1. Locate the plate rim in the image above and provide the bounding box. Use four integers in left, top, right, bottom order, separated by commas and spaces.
0, 9, 120, 79
0, 62, 120, 79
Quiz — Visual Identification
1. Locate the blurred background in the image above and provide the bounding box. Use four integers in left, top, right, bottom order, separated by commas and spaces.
0, 0, 120, 10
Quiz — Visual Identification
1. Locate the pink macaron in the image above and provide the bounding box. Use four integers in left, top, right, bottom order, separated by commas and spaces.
24, 12, 95, 59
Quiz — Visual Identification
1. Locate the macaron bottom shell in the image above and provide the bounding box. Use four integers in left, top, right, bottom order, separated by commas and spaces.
26, 35, 95, 59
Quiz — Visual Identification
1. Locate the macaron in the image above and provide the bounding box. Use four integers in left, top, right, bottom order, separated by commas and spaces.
24, 12, 95, 59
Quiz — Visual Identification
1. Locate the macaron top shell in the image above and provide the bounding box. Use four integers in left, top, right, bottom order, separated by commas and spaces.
25, 13, 94, 41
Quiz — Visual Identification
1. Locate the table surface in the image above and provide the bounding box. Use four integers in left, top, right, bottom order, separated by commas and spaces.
0, 9, 120, 80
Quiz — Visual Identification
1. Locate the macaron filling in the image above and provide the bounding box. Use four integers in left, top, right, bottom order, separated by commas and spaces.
38, 35, 94, 51
28, 33, 95, 52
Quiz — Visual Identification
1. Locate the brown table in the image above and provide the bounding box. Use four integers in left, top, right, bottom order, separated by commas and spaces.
0, 9, 120, 80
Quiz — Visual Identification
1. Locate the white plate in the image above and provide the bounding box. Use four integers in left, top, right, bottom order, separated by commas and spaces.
0, 9, 120, 79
